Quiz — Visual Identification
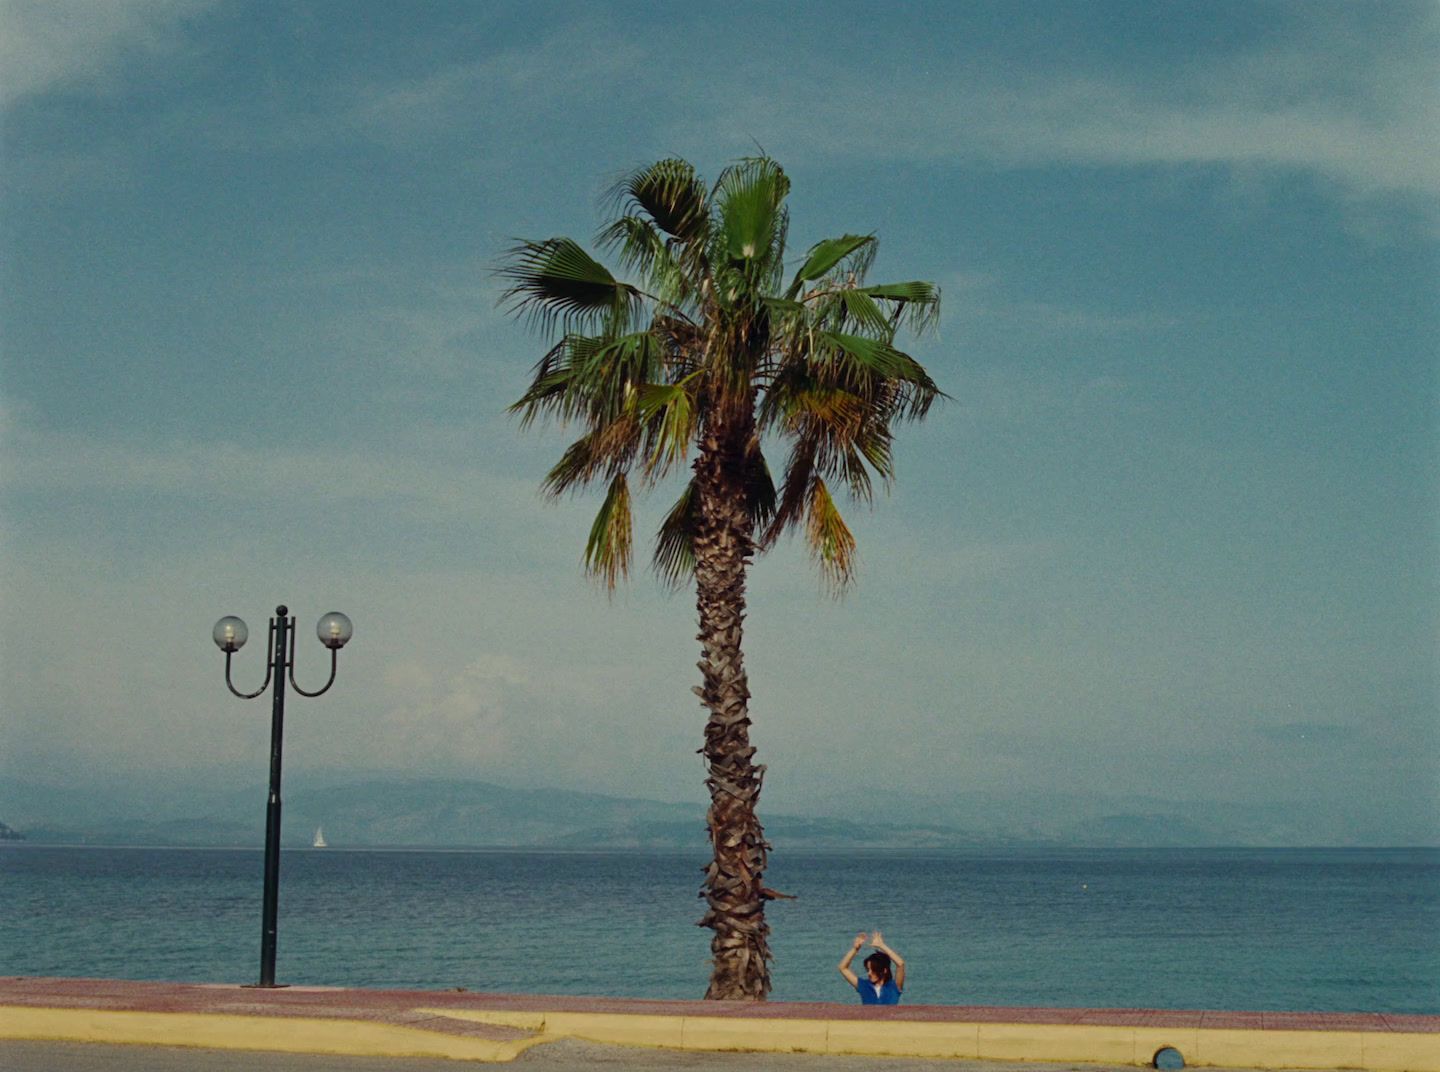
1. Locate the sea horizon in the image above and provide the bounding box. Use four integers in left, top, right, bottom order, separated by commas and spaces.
8, 844, 1436, 1013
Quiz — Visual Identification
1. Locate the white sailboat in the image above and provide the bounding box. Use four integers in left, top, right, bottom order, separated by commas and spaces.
312, 826, 327, 848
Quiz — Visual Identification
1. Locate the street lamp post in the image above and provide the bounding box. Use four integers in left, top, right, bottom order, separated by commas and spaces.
213, 605, 353, 988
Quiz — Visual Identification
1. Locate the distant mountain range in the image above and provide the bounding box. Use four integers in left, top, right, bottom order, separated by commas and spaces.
2, 774, 1430, 849
0, 777, 1015, 851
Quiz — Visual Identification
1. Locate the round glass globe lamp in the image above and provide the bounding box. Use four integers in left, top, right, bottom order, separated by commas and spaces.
213, 616, 249, 652
317, 612, 353, 650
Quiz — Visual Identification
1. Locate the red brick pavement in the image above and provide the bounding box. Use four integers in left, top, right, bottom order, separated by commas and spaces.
2, 977, 1435, 1034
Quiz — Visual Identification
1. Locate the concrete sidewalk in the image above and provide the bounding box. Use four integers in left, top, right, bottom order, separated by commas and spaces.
2, 977, 1435, 1068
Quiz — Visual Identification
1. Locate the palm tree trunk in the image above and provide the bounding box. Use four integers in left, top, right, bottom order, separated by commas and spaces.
692, 420, 772, 1001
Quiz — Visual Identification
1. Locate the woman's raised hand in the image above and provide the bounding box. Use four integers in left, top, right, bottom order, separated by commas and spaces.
854, 932, 869, 948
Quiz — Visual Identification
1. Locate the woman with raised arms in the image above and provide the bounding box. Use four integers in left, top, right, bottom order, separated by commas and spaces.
838, 931, 906, 1005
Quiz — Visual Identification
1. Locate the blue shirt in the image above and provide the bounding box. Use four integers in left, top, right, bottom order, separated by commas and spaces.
855, 977, 902, 1005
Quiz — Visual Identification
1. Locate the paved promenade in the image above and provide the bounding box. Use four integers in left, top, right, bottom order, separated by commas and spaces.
2, 977, 1436, 1068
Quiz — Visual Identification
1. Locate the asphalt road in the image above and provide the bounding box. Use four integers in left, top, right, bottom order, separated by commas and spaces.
1, 1039, 1237, 1072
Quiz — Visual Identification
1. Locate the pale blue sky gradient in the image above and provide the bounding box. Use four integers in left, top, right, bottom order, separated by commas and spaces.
2, 0, 1436, 842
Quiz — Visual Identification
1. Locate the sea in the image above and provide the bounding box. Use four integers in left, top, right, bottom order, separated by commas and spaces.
3, 845, 1436, 1013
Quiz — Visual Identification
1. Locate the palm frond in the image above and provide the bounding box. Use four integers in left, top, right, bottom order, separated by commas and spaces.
510, 332, 659, 428
584, 473, 634, 590
714, 157, 790, 284
596, 215, 701, 318
498, 238, 639, 336
786, 234, 875, 297
857, 280, 939, 301
635, 380, 696, 478
854, 421, 894, 487
836, 445, 873, 502
815, 331, 942, 418
541, 414, 643, 498
763, 431, 818, 547
509, 337, 575, 428
653, 479, 699, 590
858, 280, 942, 335
610, 158, 710, 242
815, 331, 915, 379
793, 400, 883, 503
839, 290, 893, 336
594, 413, 643, 467
759, 364, 864, 435
596, 215, 668, 277
653, 314, 705, 376
744, 438, 776, 535
762, 364, 896, 503
584, 332, 665, 421
541, 432, 600, 498
760, 295, 805, 320
806, 477, 857, 593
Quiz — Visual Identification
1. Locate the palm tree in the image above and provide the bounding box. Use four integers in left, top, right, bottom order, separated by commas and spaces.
498, 157, 942, 1000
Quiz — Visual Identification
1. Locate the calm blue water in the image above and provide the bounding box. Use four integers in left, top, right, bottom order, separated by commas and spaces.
3, 846, 1436, 1013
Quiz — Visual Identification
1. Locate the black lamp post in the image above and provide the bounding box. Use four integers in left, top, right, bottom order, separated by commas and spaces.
213, 605, 353, 988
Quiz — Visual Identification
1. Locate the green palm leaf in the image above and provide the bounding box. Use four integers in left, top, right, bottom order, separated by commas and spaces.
541, 433, 599, 498
760, 295, 805, 319
806, 477, 856, 591
839, 290, 893, 336
858, 280, 941, 334
614, 158, 709, 242
511, 333, 653, 428
763, 431, 817, 546
636, 381, 695, 476
816, 331, 918, 379
715, 157, 790, 279
653, 479, 699, 589
498, 238, 639, 334
787, 234, 875, 295
857, 281, 938, 302
744, 440, 776, 533
584, 332, 665, 422
585, 473, 633, 589
815, 331, 942, 418
854, 420, 894, 484
509, 338, 576, 427
596, 215, 669, 276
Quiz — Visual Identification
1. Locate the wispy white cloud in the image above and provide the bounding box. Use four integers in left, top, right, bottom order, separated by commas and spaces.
676, 8, 1439, 203
953, 287, 1181, 339
964, 72, 1439, 199
371, 654, 528, 768
8, 2, 1434, 209
0, 415, 538, 522
0, 0, 213, 106
341, 17, 646, 148
296, 268, 518, 389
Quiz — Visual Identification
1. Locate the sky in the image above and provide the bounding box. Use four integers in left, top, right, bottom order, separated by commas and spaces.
2, 0, 1436, 844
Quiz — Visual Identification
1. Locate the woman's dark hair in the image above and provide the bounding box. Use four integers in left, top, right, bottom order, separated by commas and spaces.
863, 951, 892, 983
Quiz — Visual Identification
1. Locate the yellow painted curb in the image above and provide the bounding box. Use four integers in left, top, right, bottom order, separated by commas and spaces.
7, 1003, 1436, 1070
0, 1005, 544, 1063
417, 1007, 547, 1032
979, 1022, 1137, 1064
1195, 1027, 1367, 1070
681, 1014, 828, 1054
1364, 1032, 1440, 1072
1134, 1027, 1201, 1068
414, 1007, 1440, 1071
828, 1019, 980, 1059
